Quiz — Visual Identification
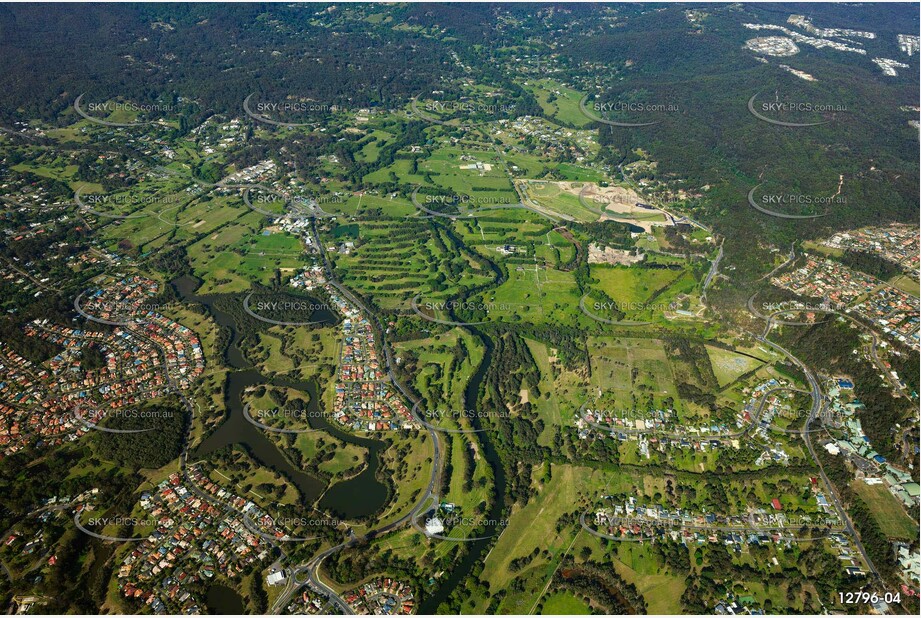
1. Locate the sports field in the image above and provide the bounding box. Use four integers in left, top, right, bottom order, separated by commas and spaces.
706, 345, 766, 387
852, 481, 919, 539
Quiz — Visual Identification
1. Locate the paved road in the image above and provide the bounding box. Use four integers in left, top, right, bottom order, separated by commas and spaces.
700, 240, 724, 305
616, 163, 711, 233
269, 220, 448, 614
579, 385, 808, 440
748, 292, 909, 397
580, 511, 846, 542
748, 300, 883, 581
757, 244, 796, 282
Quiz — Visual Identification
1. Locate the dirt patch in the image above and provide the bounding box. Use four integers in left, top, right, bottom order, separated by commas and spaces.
576, 182, 671, 234
588, 244, 645, 265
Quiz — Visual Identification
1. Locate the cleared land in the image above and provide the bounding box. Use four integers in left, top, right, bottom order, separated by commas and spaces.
851, 481, 919, 540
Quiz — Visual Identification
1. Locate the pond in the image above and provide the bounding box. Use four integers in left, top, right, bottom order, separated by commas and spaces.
173, 275, 390, 520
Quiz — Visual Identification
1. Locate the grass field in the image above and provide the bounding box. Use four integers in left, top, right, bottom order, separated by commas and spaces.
157, 303, 221, 363
611, 544, 686, 615
243, 387, 313, 433
355, 129, 396, 163
452, 210, 577, 267
331, 219, 492, 309
472, 465, 584, 613
888, 274, 920, 297
524, 79, 591, 128
430, 431, 496, 554
334, 192, 416, 219
522, 337, 585, 445
250, 325, 340, 383
207, 448, 301, 506
801, 240, 844, 258
288, 431, 367, 478
540, 591, 592, 615
470, 464, 637, 614
102, 190, 259, 267
253, 332, 295, 374
706, 345, 766, 388
587, 337, 680, 416
475, 260, 581, 325
394, 328, 483, 424
495, 149, 548, 178
554, 163, 608, 183
351, 432, 435, 536
590, 264, 695, 321
852, 481, 919, 540
521, 180, 599, 222
13, 160, 79, 184
182, 210, 278, 294
418, 144, 518, 205
363, 157, 428, 186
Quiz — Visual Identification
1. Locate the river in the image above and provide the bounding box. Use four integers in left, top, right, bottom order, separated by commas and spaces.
172, 275, 389, 520
418, 328, 506, 612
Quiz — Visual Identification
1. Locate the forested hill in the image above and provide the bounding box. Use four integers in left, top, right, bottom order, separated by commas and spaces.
0, 3, 456, 122
0, 2, 916, 288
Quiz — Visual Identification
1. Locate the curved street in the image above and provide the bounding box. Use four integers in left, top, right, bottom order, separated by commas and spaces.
268, 219, 448, 614
748, 296, 882, 581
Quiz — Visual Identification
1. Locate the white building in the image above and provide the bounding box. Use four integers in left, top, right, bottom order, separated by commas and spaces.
267, 569, 287, 586
425, 517, 445, 536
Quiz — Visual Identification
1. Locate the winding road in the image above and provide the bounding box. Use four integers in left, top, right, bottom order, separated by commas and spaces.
269, 219, 448, 614
747, 295, 883, 581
